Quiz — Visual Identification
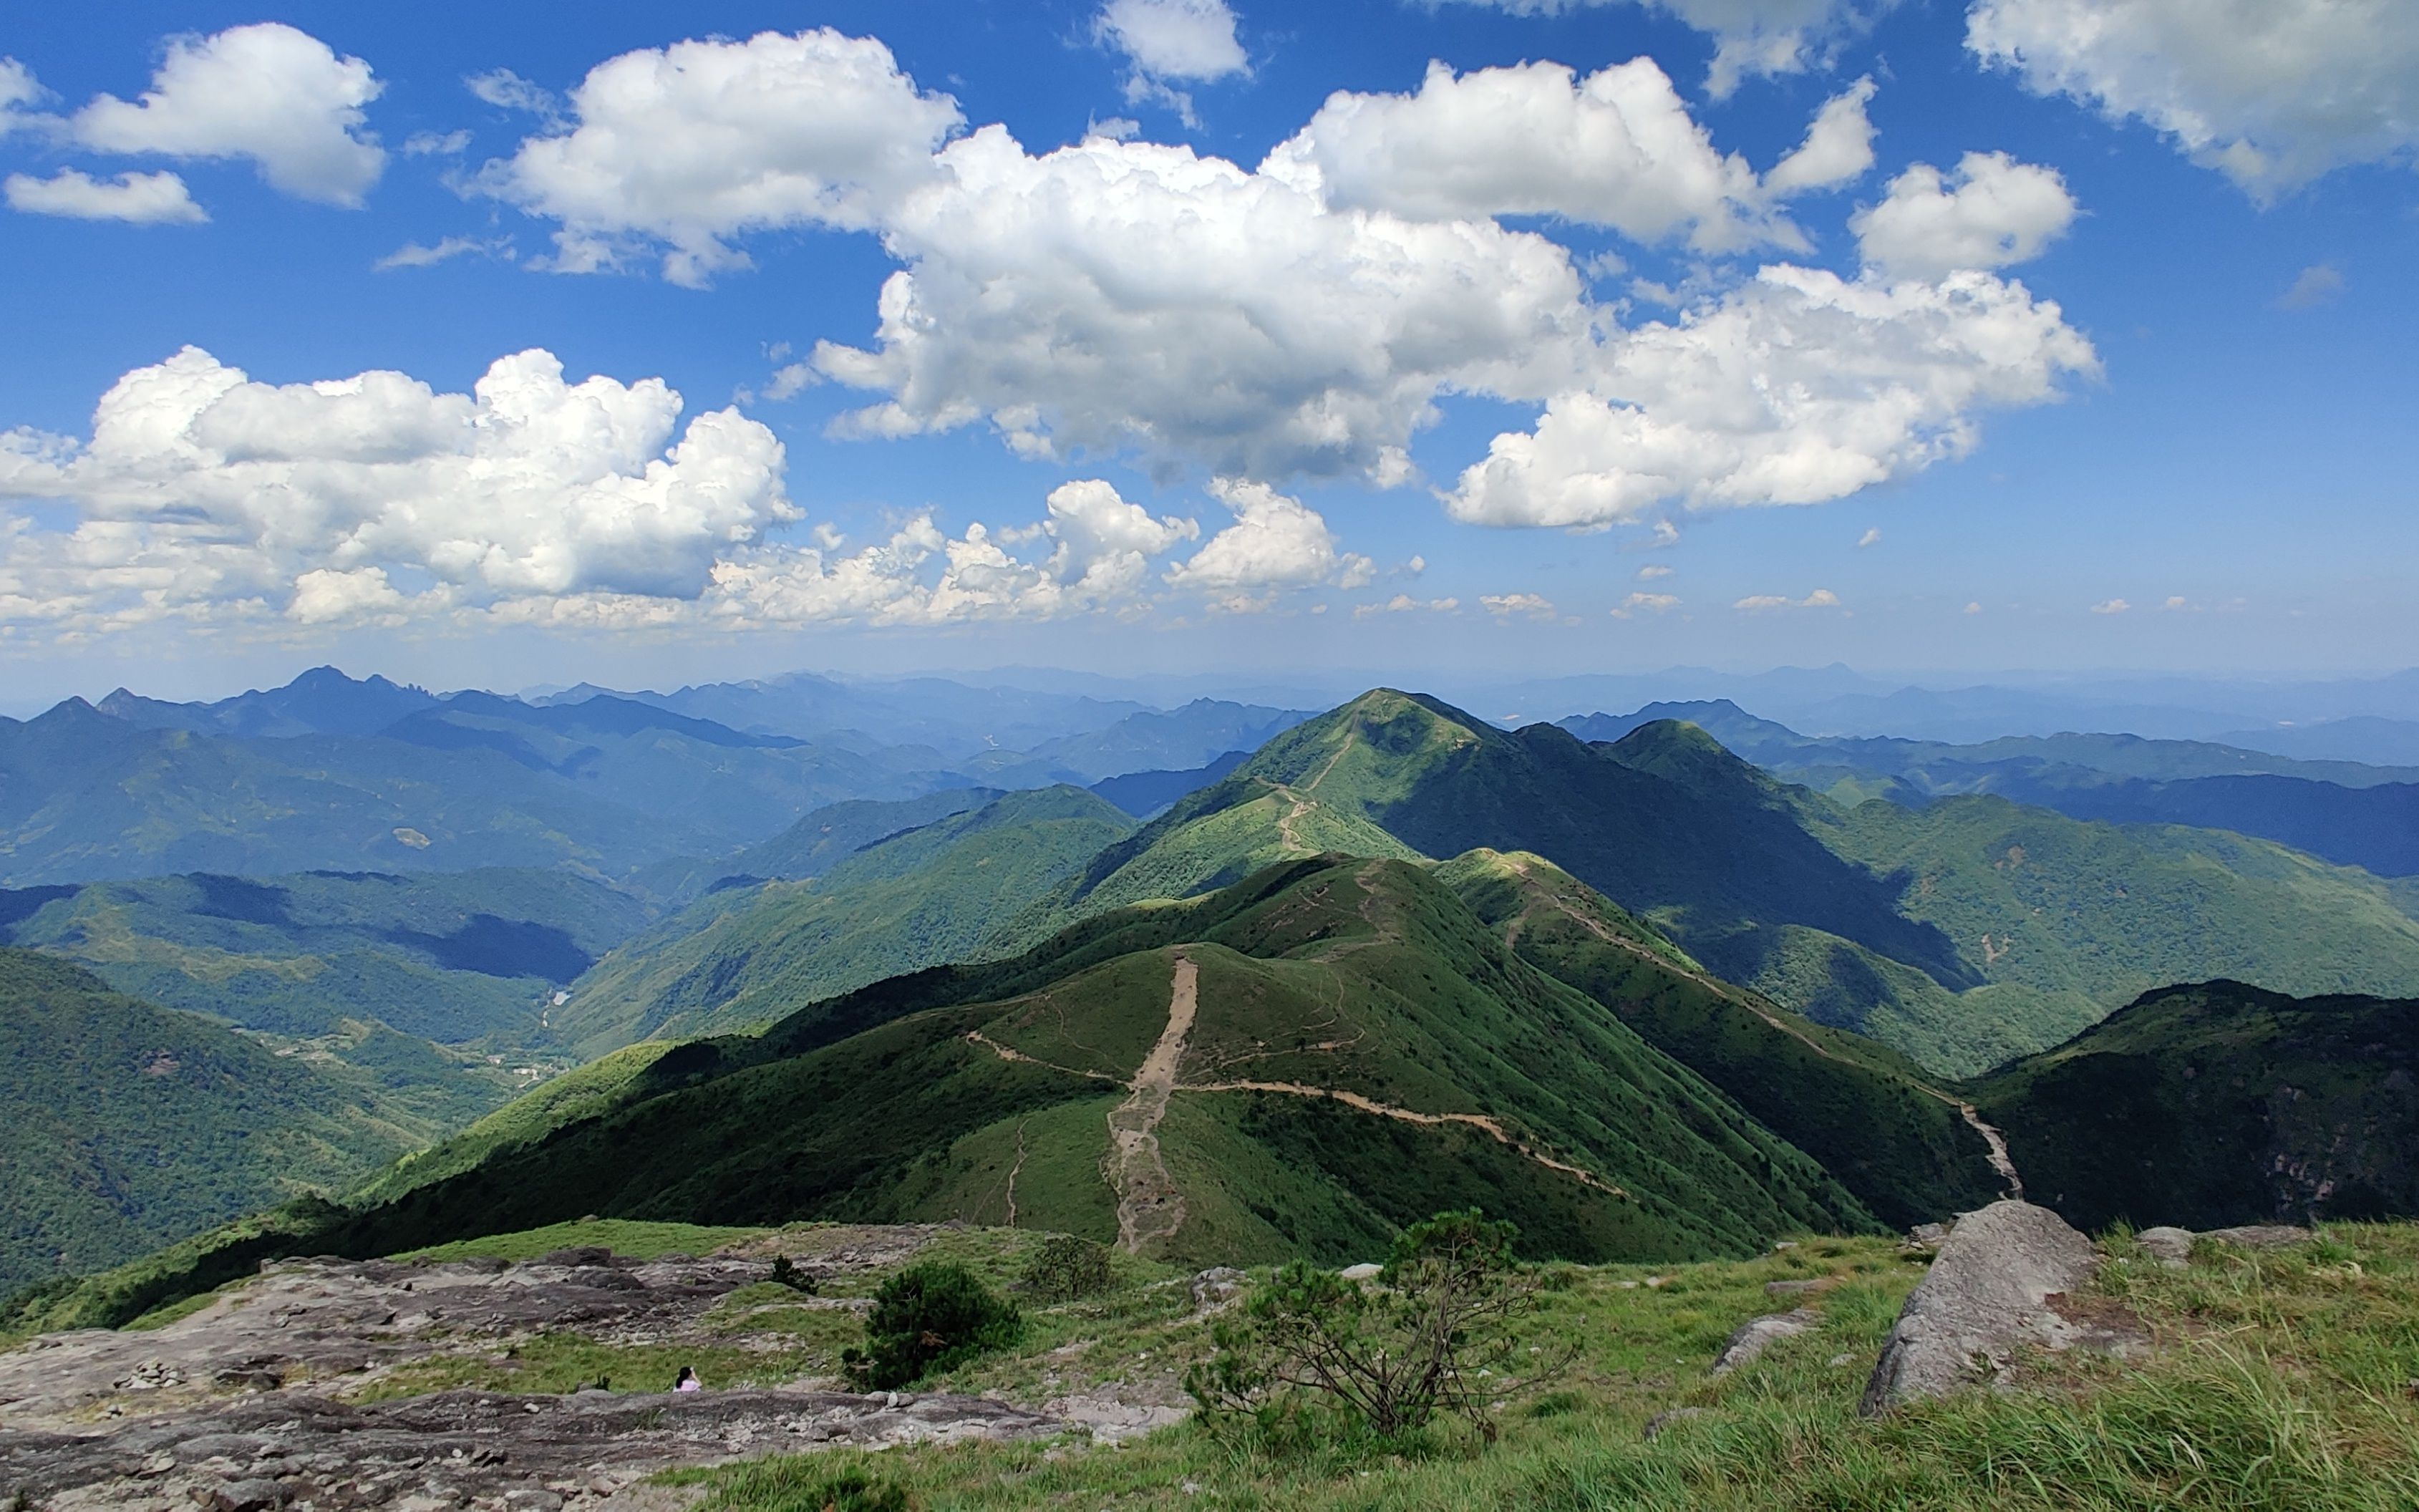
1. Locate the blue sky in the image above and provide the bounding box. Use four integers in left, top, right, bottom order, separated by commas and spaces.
1, 0, 2413, 704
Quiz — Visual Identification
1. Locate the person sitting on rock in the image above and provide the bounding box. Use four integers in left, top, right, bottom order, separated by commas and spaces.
673, 1365, 702, 1393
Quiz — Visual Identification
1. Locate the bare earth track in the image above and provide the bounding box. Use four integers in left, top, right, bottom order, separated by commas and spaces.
1107, 954, 1198, 1254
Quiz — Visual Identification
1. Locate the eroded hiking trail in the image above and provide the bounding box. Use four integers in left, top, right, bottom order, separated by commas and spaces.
1109, 954, 1198, 1254
1268, 720, 1363, 855
1498, 857, 2024, 1200
1177, 1077, 1626, 1196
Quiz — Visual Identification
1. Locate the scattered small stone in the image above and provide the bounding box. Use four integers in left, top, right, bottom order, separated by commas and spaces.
2136, 1227, 2194, 1268
204, 1480, 290, 1512
1643, 1407, 1709, 1440
1187, 1267, 1245, 1312
1709, 1309, 1819, 1377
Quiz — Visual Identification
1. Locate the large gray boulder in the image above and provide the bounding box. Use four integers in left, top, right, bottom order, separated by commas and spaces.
1859, 1201, 2099, 1415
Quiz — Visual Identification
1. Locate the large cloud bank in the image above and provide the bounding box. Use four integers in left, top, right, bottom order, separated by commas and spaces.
3, 24, 2110, 636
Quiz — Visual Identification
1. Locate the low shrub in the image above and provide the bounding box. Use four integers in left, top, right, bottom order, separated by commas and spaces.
843, 1261, 1022, 1390
1017, 1234, 1115, 1303
1188, 1208, 1566, 1442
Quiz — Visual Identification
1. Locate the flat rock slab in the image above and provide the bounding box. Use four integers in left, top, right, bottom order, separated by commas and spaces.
2137, 1223, 2309, 1269
0, 1254, 763, 1432
1709, 1309, 1819, 1377
1860, 1201, 2101, 1415
2, 1386, 1062, 1510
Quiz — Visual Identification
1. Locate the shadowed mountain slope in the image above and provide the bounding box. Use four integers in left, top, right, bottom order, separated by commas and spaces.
1437, 850, 2005, 1228
1970, 980, 2419, 1233
0, 868, 650, 1045
1566, 700, 2419, 877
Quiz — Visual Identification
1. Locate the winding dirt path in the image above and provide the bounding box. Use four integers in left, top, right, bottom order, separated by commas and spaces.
1004, 1120, 1028, 1228
1107, 954, 1198, 1254
1179, 1077, 1626, 1197
1498, 856, 2023, 1199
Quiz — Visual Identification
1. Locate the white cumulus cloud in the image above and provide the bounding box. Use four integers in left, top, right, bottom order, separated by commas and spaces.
1431, 0, 1891, 96
1482, 591, 1559, 618
1765, 77, 1879, 193
1, 58, 49, 135
2090, 596, 2130, 614
813, 125, 1589, 483
1612, 591, 1681, 616
1967, 0, 2419, 200
1266, 59, 1859, 252
1354, 592, 1459, 618
1445, 265, 2098, 528
2279, 263, 2345, 309
0, 346, 792, 630
1164, 480, 1372, 605
6, 169, 207, 223
68, 24, 386, 206
477, 30, 964, 286
1852, 151, 2078, 278
374, 236, 510, 271
1097, 0, 1249, 82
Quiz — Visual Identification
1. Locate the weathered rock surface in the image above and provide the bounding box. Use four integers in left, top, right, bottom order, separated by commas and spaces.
0, 1228, 1090, 1510
1186, 1268, 1245, 1313
1860, 1201, 2106, 1415
2136, 1223, 2309, 1269
1708, 1309, 1819, 1377
3, 1386, 1057, 1509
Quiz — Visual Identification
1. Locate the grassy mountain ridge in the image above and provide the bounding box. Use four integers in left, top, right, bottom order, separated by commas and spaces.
553, 787, 1137, 1057
1438, 849, 2004, 1228
387, 855, 1882, 1259
23, 857, 1916, 1329
1028, 690, 2419, 1076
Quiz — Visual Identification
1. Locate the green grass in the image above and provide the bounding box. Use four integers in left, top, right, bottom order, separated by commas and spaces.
399, 1217, 770, 1264
662, 1223, 2419, 1512
349, 1328, 844, 1402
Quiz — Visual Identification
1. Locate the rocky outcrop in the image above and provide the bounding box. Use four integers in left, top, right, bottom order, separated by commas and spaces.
0, 1228, 1077, 1510
1, 1385, 1059, 1509
1860, 1201, 2105, 1415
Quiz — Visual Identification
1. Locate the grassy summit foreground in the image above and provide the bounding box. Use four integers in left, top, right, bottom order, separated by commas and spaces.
14, 1212, 2410, 1511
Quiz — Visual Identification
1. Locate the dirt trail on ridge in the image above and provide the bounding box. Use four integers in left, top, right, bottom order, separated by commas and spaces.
1499, 856, 2023, 1199
1108, 954, 1198, 1253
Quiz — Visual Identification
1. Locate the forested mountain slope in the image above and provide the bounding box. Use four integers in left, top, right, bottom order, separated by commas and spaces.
0, 950, 509, 1294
